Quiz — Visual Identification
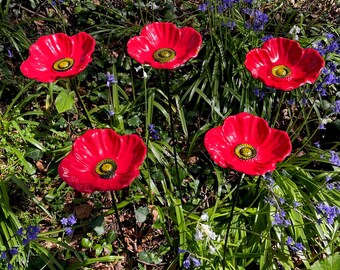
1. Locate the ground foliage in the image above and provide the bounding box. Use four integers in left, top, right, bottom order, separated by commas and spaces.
0, 0, 340, 269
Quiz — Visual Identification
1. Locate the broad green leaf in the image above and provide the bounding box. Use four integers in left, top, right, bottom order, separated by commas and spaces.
311, 254, 340, 270
135, 206, 149, 223
55, 89, 75, 113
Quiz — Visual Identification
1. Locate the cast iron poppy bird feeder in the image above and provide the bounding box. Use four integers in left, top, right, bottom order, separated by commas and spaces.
20, 32, 96, 83
58, 129, 147, 193
204, 112, 292, 176
245, 37, 324, 91
127, 22, 202, 69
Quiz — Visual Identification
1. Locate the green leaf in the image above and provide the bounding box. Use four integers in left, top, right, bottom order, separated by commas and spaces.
311, 254, 340, 270
55, 89, 75, 113
127, 115, 142, 127
81, 238, 93, 249
135, 206, 149, 223
90, 216, 105, 236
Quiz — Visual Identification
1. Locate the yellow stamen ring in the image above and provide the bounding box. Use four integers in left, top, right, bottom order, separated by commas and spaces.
234, 144, 257, 160
272, 65, 291, 78
153, 48, 176, 63
53, 58, 74, 72
95, 159, 117, 179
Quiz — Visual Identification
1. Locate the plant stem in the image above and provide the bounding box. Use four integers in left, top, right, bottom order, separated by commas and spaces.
164, 70, 182, 200
111, 191, 130, 262
222, 173, 245, 270
72, 80, 94, 129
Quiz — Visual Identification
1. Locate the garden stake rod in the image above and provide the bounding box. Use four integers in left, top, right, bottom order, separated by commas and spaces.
222, 173, 245, 270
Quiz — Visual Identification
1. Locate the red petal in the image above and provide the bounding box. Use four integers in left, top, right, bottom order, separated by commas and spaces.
20, 32, 95, 82
127, 22, 202, 69
204, 126, 231, 168
221, 112, 270, 146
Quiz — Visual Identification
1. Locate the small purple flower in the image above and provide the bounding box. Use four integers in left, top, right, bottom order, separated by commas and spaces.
329, 151, 340, 166
26, 225, 40, 241
301, 98, 308, 106
293, 201, 301, 208
61, 217, 68, 226
198, 2, 209, 11
288, 99, 295, 106
65, 227, 73, 236
106, 72, 117, 87
261, 35, 273, 42
245, 10, 268, 31
183, 257, 191, 269
314, 141, 320, 148
8, 263, 13, 270
278, 197, 285, 204
272, 210, 291, 227
316, 202, 340, 225
319, 123, 326, 130
326, 176, 332, 182
0, 252, 7, 259
16, 228, 23, 236
286, 236, 305, 252
286, 236, 294, 245
224, 21, 236, 30
7, 48, 13, 58
325, 40, 339, 53
148, 124, 160, 140
67, 214, 77, 226
325, 33, 334, 39
333, 100, 340, 113
191, 257, 201, 267
9, 247, 18, 255
324, 72, 338, 85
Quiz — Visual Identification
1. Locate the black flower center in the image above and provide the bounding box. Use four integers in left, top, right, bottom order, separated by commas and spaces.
95, 159, 117, 179
272, 65, 291, 78
234, 144, 257, 160
153, 48, 176, 63
53, 58, 74, 72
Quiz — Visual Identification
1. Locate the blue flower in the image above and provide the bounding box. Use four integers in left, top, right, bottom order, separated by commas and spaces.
9, 247, 18, 255
7, 48, 13, 58
333, 100, 340, 113
329, 151, 340, 166
183, 256, 191, 269
261, 35, 273, 42
26, 226, 40, 241
224, 21, 236, 30
67, 214, 77, 226
0, 252, 7, 259
148, 124, 160, 140
198, 2, 209, 11
245, 10, 268, 31
106, 72, 117, 87
61, 217, 68, 226
272, 210, 291, 227
253, 88, 265, 100
16, 228, 23, 236
286, 236, 305, 252
316, 202, 340, 225
293, 201, 302, 208
7, 263, 13, 270
319, 123, 326, 130
65, 227, 73, 236
314, 141, 320, 148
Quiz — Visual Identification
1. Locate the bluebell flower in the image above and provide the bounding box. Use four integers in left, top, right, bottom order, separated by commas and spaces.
278, 197, 285, 204
16, 228, 23, 236
245, 10, 268, 31
148, 124, 160, 140
316, 202, 340, 225
224, 21, 236, 30
301, 98, 308, 106
183, 257, 191, 269
191, 257, 201, 267
7, 48, 13, 58
327, 62, 337, 72
293, 201, 301, 208
325, 33, 334, 39
264, 196, 275, 206
333, 100, 340, 113
325, 40, 339, 53
261, 35, 273, 42
318, 123, 326, 130
61, 217, 68, 226
106, 72, 117, 87
244, 0, 253, 4
26, 226, 40, 241
329, 151, 340, 166
286, 236, 305, 252
7, 263, 13, 270
314, 141, 320, 148
65, 227, 73, 236
272, 210, 291, 227
198, 2, 209, 11
0, 252, 7, 259
67, 214, 77, 226
324, 72, 338, 85
9, 247, 18, 255
326, 183, 335, 190
253, 88, 265, 100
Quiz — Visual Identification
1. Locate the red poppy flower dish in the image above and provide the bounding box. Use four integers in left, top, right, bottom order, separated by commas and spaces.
127, 22, 202, 69
245, 37, 324, 91
204, 112, 292, 176
58, 129, 147, 193
20, 32, 96, 83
